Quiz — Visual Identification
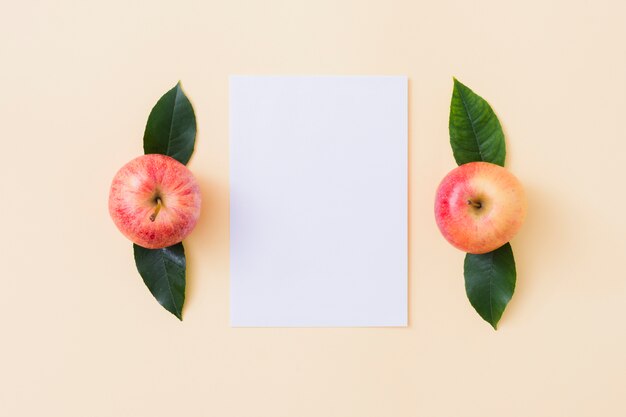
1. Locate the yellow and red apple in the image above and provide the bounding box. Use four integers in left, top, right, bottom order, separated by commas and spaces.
108, 154, 201, 249
434, 161, 526, 254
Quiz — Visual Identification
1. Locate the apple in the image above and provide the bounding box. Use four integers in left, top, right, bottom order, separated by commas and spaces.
108, 154, 201, 249
434, 161, 526, 254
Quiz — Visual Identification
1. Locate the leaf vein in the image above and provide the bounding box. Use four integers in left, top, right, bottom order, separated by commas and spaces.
457, 89, 485, 162
160, 253, 181, 317
165, 87, 181, 156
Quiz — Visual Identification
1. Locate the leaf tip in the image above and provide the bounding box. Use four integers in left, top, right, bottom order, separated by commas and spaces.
171, 306, 183, 321
452, 77, 468, 92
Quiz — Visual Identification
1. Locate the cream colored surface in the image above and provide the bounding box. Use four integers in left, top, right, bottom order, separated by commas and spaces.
1, 1, 625, 416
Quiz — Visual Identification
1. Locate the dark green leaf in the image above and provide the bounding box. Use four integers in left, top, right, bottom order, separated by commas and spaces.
449, 78, 506, 166
464, 243, 516, 329
133, 243, 186, 320
143, 82, 196, 165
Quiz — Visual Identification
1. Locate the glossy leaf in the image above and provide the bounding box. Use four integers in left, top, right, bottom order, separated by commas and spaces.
143, 82, 196, 165
449, 78, 506, 166
464, 243, 516, 329
133, 243, 186, 320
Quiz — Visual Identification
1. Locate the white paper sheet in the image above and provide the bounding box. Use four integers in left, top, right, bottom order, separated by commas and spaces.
229, 76, 407, 327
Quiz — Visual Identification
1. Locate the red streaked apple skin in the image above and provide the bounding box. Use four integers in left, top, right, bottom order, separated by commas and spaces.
108, 154, 201, 249
434, 161, 527, 254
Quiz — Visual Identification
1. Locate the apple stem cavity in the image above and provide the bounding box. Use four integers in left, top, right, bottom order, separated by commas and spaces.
467, 199, 482, 209
150, 197, 163, 222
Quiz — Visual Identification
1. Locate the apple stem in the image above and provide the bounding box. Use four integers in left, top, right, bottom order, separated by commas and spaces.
467, 199, 482, 209
150, 198, 162, 222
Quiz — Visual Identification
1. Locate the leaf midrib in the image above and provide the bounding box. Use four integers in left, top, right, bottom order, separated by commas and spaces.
457, 87, 485, 162
486, 251, 495, 326
160, 252, 181, 317
165, 86, 181, 157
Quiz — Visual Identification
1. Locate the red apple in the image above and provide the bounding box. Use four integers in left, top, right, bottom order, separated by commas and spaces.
434, 161, 526, 254
108, 154, 201, 249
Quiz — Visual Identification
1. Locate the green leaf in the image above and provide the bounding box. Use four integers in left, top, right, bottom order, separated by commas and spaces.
449, 78, 506, 166
133, 243, 186, 320
143, 82, 196, 165
464, 243, 516, 330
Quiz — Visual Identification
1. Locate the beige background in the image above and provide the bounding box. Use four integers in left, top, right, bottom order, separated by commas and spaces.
1, 0, 625, 416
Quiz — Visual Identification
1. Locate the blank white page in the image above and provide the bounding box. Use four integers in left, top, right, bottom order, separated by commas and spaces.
229, 76, 407, 327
